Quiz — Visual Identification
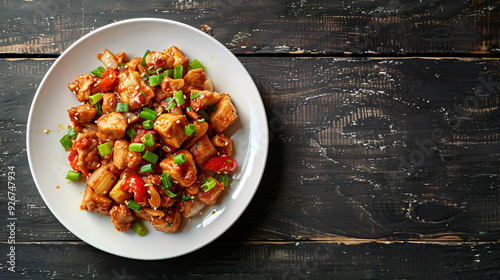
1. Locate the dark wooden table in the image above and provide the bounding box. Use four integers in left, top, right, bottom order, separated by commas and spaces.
1, 0, 500, 279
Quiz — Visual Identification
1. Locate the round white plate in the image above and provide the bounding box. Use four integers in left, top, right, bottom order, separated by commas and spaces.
26, 18, 268, 260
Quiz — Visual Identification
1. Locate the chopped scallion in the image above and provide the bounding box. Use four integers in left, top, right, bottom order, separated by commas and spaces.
132, 221, 147, 236
165, 221, 173, 228
142, 150, 158, 164
115, 102, 129, 112
94, 103, 103, 116
91, 66, 105, 77
173, 90, 185, 106
65, 170, 82, 181
161, 172, 173, 189
201, 177, 217, 192
142, 50, 151, 67
140, 164, 153, 173
60, 134, 73, 150
199, 109, 209, 122
126, 128, 137, 139
189, 59, 205, 70
141, 133, 155, 147
149, 73, 163, 86
173, 153, 187, 164
97, 142, 112, 157
190, 92, 202, 99
173, 65, 183, 79
181, 194, 194, 201
142, 119, 154, 130
185, 123, 196, 136
164, 69, 174, 78
217, 174, 229, 188
67, 126, 78, 140
139, 107, 157, 121
129, 143, 145, 152
89, 92, 102, 105
127, 200, 141, 211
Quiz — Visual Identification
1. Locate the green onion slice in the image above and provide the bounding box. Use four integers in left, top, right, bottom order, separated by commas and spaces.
189, 59, 205, 70
173, 65, 183, 79
90, 66, 105, 77
67, 126, 78, 140
132, 221, 147, 236
161, 172, 173, 189
142, 119, 154, 130
173, 153, 187, 164
140, 164, 153, 173
89, 92, 102, 105
217, 174, 229, 188
199, 109, 209, 122
173, 90, 185, 106
141, 133, 155, 147
129, 143, 145, 152
60, 134, 73, 150
181, 194, 194, 201
65, 170, 82, 181
149, 73, 163, 86
185, 123, 196, 136
201, 177, 217, 192
142, 150, 158, 164
142, 50, 151, 67
190, 92, 202, 99
127, 200, 141, 211
115, 102, 129, 112
126, 128, 137, 139
165, 97, 177, 111
164, 69, 174, 78
139, 107, 157, 121
97, 142, 112, 157
94, 103, 103, 116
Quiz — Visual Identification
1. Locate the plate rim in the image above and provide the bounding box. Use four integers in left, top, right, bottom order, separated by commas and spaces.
26, 17, 269, 260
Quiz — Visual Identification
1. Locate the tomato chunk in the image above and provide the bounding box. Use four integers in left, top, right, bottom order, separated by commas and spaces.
205, 156, 238, 172
122, 175, 149, 206
98, 68, 117, 92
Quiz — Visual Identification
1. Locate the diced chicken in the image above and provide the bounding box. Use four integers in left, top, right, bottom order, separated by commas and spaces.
80, 185, 113, 215
74, 132, 100, 176
113, 139, 129, 170
195, 174, 225, 206
126, 150, 142, 169
68, 73, 95, 102
183, 68, 206, 89
97, 49, 119, 69
159, 150, 197, 187
116, 69, 155, 111
102, 93, 117, 115
178, 198, 193, 218
211, 133, 233, 157
145, 51, 167, 70
150, 207, 182, 233
163, 46, 189, 71
189, 90, 223, 112
190, 134, 217, 167
114, 51, 128, 65
210, 94, 238, 133
160, 76, 185, 98
154, 113, 189, 149
109, 204, 136, 232
96, 112, 128, 141
67, 104, 96, 124
126, 57, 142, 71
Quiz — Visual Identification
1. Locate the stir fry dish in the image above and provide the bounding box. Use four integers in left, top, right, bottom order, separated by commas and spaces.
60, 46, 239, 235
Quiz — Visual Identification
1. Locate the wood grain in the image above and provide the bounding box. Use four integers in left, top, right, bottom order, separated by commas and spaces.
0, 0, 498, 55
1, 57, 499, 244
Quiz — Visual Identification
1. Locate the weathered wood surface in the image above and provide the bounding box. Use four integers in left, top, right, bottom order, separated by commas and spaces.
1, 0, 499, 55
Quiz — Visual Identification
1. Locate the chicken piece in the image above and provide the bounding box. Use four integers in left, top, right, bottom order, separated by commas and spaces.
67, 104, 96, 124
96, 112, 127, 141
211, 133, 233, 157
178, 198, 193, 218
116, 69, 155, 111
150, 207, 182, 233
183, 68, 206, 89
80, 185, 113, 215
73, 132, 100, 176
189, 90, 223, 112
113, 139, 129, 170
159, 150, 197, 187
109, 204, 136, 232
102, 93, 117, 115
163, 46, 189, 71
126, 57, 142, 71
154, 113, 189, 149
114, 51, 128, 65
210, 94, 238, 133
126, 150, 142, 169
145, 51, 167, 70
190, 134, 217, 167
160, 76, 184, 98
68, 73, 95, 102
195, 174, 225, 206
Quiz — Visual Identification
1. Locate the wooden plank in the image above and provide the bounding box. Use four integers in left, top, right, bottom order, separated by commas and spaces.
1, 57, 500, 242
1, 241, 500, 278
0, 0, 498, 55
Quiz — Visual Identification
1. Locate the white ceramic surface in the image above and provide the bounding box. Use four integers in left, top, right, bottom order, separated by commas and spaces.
26, 18, 268, 260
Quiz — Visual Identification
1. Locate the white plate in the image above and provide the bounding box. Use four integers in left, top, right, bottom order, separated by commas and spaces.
26, 18, 268, 260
